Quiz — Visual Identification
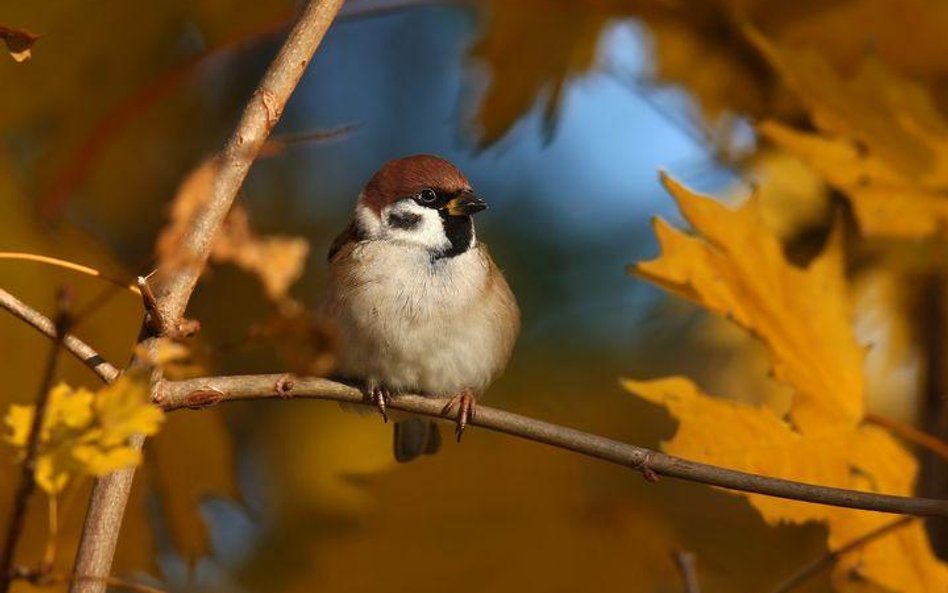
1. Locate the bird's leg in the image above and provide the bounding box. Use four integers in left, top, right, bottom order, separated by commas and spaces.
364, 380, 393, 422
441, 387, 477, 442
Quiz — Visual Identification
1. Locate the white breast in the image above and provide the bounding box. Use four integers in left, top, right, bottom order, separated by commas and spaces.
326, 240, 518, 397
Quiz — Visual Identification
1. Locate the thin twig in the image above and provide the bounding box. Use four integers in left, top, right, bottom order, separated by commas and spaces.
161, 375, 948, 517
68, 2, 345, 592
0, 288, 71, 593
767, 517, 914, 593
867, 412, 948, 464
672, 550, 701, 593
0, 252, 141, 295
150, 0, 345, 327
0, 288, 119, 383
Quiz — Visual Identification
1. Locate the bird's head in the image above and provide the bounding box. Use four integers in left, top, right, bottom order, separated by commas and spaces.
355, 154, 487, 259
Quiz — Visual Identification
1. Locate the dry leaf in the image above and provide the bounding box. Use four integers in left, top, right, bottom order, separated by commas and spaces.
211, 204, 309, 302
0, 25, 39, 62
157, 158, 309, 301
626, 176, 948, 592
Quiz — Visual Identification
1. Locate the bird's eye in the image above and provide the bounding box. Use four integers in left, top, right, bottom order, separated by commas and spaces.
417, 188, 438, 204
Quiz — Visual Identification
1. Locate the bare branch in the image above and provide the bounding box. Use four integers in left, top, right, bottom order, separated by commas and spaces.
671, 550, 701, 593
161, 374, 948, 518
1, 289, 71, 593
68, 1, 345, 592
0, 288, 119, 384
151, 0, 345, 328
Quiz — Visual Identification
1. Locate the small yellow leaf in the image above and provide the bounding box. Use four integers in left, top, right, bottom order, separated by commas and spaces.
72, 444, 142, 476
34, 445, 75, 495
46, 383, 94, 432
3, 404, 33, 447
94, 372, 163, 447
3, 375, 163, 495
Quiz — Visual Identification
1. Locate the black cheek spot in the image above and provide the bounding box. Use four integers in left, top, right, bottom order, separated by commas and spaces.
388, 211, 421, 230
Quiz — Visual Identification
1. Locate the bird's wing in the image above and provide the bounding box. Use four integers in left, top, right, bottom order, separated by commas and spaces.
328, 220, 364, 262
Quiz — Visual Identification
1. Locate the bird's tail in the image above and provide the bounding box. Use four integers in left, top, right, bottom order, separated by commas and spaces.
393, 418, 441, 462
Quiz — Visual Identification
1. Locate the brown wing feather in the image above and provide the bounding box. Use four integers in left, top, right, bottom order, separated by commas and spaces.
328, 220, 364, 262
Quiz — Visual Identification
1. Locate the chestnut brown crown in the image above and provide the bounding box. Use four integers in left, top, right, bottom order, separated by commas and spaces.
361, 154, 471, 214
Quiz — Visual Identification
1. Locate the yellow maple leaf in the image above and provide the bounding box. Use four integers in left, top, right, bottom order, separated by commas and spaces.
91, 371, 163, 448
751, 35, 948, 238
626, 176, 948, 593
760, 121, 948, 237
2, 373, 163, 494
635, 173, 862, 432
623, 377, 945, 592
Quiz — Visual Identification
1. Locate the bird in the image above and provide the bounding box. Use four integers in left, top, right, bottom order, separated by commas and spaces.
321, 154, 520, 462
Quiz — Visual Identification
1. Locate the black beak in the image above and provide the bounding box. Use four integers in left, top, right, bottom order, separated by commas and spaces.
444, 192, 488, 216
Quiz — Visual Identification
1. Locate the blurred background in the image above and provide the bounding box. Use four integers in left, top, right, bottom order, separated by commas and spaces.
4, 0, 944, 591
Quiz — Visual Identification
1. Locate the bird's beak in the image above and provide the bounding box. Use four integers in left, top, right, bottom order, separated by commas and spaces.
444, 192, 488, 217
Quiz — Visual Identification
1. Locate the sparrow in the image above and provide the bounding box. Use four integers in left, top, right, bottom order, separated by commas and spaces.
322, 154, 520, 462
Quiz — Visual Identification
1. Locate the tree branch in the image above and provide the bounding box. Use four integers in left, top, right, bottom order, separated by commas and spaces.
68, 1, 345, 591
671, 550, 701, 593
161, 374, 948, 518
0, 288, 118, 384
150, 0, 344, 327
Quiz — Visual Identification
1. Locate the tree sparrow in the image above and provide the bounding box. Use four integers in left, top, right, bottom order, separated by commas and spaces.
322, 155, 520, 462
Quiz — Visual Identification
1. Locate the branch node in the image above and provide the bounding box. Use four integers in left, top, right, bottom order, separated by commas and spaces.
275, 375, 295, 398
258, 88, 282, 128
635, 450, 661, 483
138, 275, 200, 339
183, 388, 225, 410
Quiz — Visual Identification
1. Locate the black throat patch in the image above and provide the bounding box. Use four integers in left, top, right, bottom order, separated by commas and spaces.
434, 211, 474, 260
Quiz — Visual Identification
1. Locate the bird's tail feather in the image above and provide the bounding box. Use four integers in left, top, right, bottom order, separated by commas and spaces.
393, 418, 441, 462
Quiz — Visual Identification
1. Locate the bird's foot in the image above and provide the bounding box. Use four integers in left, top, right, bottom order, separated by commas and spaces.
365, 382, 394, 422
441, 388, 477, 442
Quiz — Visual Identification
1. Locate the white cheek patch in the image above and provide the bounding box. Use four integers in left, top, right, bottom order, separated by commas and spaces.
355, 200, 382, 239
381, 199, 450, 252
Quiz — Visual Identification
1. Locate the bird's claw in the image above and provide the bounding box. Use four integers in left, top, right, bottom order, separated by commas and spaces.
367, 384, 393, 422
441, 389, 477, 442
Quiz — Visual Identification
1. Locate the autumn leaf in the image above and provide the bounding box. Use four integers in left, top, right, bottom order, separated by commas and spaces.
469, 0, 619, 145
623, 377, 944, 593
3, 373, 163, 494
157, 158, 309, 301
761, 121, 948, 237
750, 35, 948, 238
635, 173, 862, 432
212, 204, 310, 302
0, 25, 39, 62
626, 176, 948, 593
